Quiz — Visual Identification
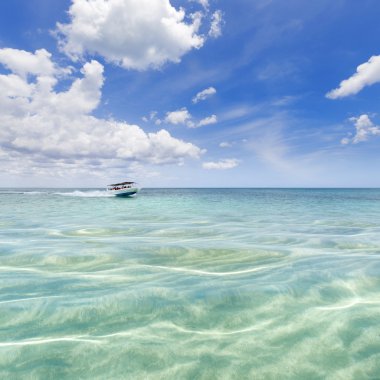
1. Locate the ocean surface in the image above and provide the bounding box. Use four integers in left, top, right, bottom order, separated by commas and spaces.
0, 188, 379, 379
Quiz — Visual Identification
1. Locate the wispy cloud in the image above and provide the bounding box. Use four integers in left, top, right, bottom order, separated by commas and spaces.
191, 0, 209, 10
271, 95, 299, 107
194, 114, 217, 128
192, 86, 216, 103
257, 60, 300, 82
202, 158, 240, 170
209, 10, 223, 38
218, 105, 259, 122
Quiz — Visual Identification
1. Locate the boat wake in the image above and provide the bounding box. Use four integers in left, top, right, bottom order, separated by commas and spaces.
54, 190, 113, 198
0, 191, 46, 195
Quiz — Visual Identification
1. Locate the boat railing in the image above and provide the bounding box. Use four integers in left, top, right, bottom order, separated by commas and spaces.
107, 183, 137, 191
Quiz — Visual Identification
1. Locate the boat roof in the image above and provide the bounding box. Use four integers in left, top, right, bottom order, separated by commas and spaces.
108, 181, 135, 186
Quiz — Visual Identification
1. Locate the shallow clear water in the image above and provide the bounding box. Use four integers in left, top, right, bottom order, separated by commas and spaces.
0, 188, 379, 379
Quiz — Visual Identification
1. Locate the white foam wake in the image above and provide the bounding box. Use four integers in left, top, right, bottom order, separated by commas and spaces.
54, 190, 113, 198
0, 191, 46, 195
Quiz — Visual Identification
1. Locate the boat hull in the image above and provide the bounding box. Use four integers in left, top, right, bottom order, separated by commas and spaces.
109, 187, 140, 197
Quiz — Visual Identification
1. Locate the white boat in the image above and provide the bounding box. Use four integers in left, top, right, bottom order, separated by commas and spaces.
106, 181, 140, 197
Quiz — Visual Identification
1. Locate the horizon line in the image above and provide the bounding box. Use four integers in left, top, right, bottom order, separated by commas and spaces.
2, 187, 380, 190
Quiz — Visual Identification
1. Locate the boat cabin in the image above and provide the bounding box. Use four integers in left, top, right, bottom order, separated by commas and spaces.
107, 181, 136, 191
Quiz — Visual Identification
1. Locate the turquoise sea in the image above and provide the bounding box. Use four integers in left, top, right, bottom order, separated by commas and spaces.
0, 188, 379, 379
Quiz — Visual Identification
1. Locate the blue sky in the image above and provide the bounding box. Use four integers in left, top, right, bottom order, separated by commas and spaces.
1, 0, 380, 187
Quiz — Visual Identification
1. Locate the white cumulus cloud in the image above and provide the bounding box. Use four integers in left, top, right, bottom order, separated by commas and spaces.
326, 55, 380, 99
219, 141, 231, 148
164, 108, 192, 125
164, 108, 217, 128
0, 48, 57, 77
202, 158, 240, 169
192, 86, 216, 103
57, 0, 205, 70
0, 48, 204, 177
341, 114, 380, 144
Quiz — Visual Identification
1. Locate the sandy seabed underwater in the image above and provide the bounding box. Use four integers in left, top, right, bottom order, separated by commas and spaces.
0, 188, 379, 379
